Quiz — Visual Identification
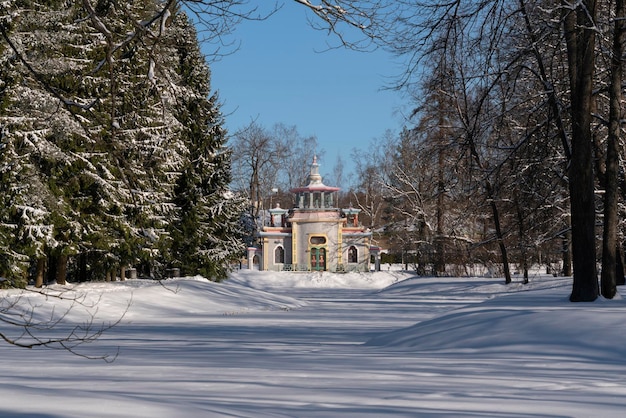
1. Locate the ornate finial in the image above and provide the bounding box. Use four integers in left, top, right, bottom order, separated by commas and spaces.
308, 155, 322, 185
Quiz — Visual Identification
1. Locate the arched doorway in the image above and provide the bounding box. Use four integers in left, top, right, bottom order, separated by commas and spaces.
252, 254, 260, 270
348, 245, 358, 263
275, 246, 285, 264
310, 247, 326, 271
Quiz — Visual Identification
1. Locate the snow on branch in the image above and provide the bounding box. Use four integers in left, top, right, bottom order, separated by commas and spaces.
290, 0, 391, 51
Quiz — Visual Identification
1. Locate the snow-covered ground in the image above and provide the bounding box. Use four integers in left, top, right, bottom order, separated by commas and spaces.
2, 268, 626, 417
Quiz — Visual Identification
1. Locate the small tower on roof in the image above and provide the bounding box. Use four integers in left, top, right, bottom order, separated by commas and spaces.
291, 155, 340, 209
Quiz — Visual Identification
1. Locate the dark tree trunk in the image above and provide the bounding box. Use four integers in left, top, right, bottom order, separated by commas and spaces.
78, 253, 88, 283
516, 199, 529, 284
34, 258, 45, 288
435, 146, 446, 275
616, 245, 625, 285
562, 231, 572, 277
465, 128, 511, 284
486, 182, 511, 284
492, 201, 512, 285
600, 0, 624, 299
56, 254, 68, 285
563, 0, 598, 302
46, 254, 57, 285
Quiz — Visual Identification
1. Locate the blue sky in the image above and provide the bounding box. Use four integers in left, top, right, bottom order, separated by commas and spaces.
207, 2, 407, 184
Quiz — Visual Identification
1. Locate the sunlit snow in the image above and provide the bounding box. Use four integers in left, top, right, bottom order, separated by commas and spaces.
2, 268, 626, 417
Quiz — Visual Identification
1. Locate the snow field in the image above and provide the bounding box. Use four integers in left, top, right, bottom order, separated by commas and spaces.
1, 269, 626, 417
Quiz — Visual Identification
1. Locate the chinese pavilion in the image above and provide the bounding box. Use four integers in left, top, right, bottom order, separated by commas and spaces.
247, 157, 380, 272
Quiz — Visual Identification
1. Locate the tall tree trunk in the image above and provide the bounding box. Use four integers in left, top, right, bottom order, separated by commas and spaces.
516, 199, 529, 284
562, 230, 572, 276
250, 160, 261, 219
486, 182, 512, 284
563, 0, 598, 302
600, 0, 624, 299
56, 254, 68, 285
435, 145, 446, 275
46, 254, 57, 285
34, 258, 45, 288
78, 252, 88, 283
521, 0, 573, 281
465, 129, 511, 284
616, 244, 625, 285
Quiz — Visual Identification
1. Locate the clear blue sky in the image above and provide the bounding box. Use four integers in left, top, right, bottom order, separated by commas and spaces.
207, 2, 406, 184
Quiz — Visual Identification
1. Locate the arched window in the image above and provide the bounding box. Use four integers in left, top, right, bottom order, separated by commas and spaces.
348, 246, 358, 263
275, 246, 285, 264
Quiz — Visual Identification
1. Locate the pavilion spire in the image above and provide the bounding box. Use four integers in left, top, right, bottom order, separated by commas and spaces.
308, 155, 323, 186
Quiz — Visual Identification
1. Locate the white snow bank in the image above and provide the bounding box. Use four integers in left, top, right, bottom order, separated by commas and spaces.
368, 275, 626, 361
1, 276, 306, 327
228, 268, 410, 290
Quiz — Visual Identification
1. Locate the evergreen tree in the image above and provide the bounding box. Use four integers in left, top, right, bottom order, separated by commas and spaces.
0, 1, 83, 284
166, 14, 246, 280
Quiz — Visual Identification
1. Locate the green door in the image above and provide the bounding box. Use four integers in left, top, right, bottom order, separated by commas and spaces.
310, 247, 326, 271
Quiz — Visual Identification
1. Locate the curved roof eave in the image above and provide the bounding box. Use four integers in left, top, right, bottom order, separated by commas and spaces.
290, 185, 341, 193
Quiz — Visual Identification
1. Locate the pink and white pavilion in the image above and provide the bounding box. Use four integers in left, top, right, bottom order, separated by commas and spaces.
247, 157, 380, 272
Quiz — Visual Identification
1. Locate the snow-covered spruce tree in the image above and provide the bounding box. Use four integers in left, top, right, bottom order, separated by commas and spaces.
0, 0, 155, 284
78, 0, 188, 279
0, 1, 87, 286
78, 1, 246, 280
165, 13, 246, 280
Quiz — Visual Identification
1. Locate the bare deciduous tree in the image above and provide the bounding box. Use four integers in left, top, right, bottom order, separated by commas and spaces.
599, 0, 625, 299
563, 0, 599, 302
272, 123, 320, 191
231, 121, 288, 219
350, 132, 394, 230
